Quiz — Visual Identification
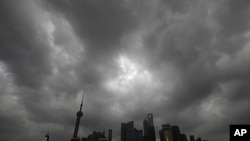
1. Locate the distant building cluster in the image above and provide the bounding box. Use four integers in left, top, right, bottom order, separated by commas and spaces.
82, 130, 112, 141
48, 95, 208, 141
121, 114, 156, 141
159, 124, 207, 141
120, 114, 207, 141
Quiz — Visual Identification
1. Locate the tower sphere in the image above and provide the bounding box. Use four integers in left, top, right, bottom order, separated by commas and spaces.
77, 111, 83, 117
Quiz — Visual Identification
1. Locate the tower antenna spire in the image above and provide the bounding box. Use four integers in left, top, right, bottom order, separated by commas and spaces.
71, 91, 85, 141
80, 93, 84, 111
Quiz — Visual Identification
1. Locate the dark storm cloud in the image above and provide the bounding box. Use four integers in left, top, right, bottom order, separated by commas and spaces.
142, 0, 250, 140
1, 0, 250, 141
0, 0, 51, 88
42, 0, 136, 88
216, 0, 250, 36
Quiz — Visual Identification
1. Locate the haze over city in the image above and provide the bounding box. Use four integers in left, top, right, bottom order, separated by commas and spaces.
0, 0, 250, 141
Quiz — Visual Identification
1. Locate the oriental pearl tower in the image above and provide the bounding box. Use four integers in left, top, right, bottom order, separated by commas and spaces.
70, 94, 84, 141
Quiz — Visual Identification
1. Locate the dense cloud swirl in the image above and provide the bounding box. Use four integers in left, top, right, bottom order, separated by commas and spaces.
0, 0, 250, 141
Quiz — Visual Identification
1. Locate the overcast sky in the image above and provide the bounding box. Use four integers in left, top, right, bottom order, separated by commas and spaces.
0, 0, 250, 141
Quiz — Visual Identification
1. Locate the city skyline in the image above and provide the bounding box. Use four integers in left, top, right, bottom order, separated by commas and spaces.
1, 0, 250, 141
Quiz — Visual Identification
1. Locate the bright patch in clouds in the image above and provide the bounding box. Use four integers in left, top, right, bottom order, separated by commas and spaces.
106, 55, 154, 92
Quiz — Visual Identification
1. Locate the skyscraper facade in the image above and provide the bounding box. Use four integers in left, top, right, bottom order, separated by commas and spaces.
108, 129, 112, 141
190, 135, 195, 141
121, 121, 143, 141
43, 132, 49, 141
121, 123, 127, 141
134, 128, 143, 141
126, 121, 135, 141
159, 124, 173, 141
171, 126, 181, 141
143, 114, 156, 141
86, 131, 107, 141
180, 134, 188, 141
196, 137, 202, 141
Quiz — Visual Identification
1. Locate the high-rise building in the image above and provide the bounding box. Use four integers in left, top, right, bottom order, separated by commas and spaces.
143, 114, 156, 141
147, 114, 154, 126
159, 124, 173, 141
71, 95, 84, 141
126, 121, 135, 141
82, 137, 88, 141
87, 131, 107, 141
43, 132, 49, 141
121, 123, 127, 141
190, 135, 195, 141
196, 137, 202, 141
171, 126, 181, 141
108, 129, 112, 141
134, 128, 143, 141
180, 134, 187, 141
121, 121, 143, 141
143, 118, 148, 136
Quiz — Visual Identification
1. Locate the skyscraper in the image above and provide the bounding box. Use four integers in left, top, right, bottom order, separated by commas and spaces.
108, 129, 112, 141
71, 95, 84, 141
121, 121, 143, 141
143, 118, 148, 136
121, 123, 127, 141
159, 124, 173, 141
180, 134, 188, 141
86, 131, 107, 141
134, 128, 143, 141
171, 126, 181, 141
126, 121, 135, 141
43, 132, 49, 141
196, 137, 202, 141
147, 114, 154, 126
143, 114, 156, 141
190, 135, 195, 141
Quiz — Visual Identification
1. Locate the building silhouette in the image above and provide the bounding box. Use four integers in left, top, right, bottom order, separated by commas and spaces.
127, 121, 135, 141
108, 129, 112, 141
196, 137, 202, 141
121, 123, 127, 141
171, 126, 181, 141
82, 131, 107, 141
121, 121, 143, 141
143, 114, 156, 141
180, 134, 188, 141
71, 95, 84, 141
43, 132, 49, 141
134, 128, 143, 141
190, 135, 195, 141
159, 124, 173, 141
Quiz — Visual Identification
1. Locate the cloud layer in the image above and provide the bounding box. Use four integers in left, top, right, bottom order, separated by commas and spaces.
0, 0, 250, 141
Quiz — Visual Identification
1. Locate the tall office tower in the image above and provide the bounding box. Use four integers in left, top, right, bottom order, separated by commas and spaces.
126, 121, 135, 141
171, 126, 181, 141
134, 129, 143, 141
190, 135, 195, 141
87, 131, 107, 141
180, 134, 188, 141
143, 118, 148, 136
147, 114, 154, 126
43, 132, 49, 141
121, 121, 143, 141
159, 124, 173, 141
108, 129, 112, 141
71, 95, 84, 141
143, 114, 156, 141
196, 137, 202, 141
121, 123, 127, 141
